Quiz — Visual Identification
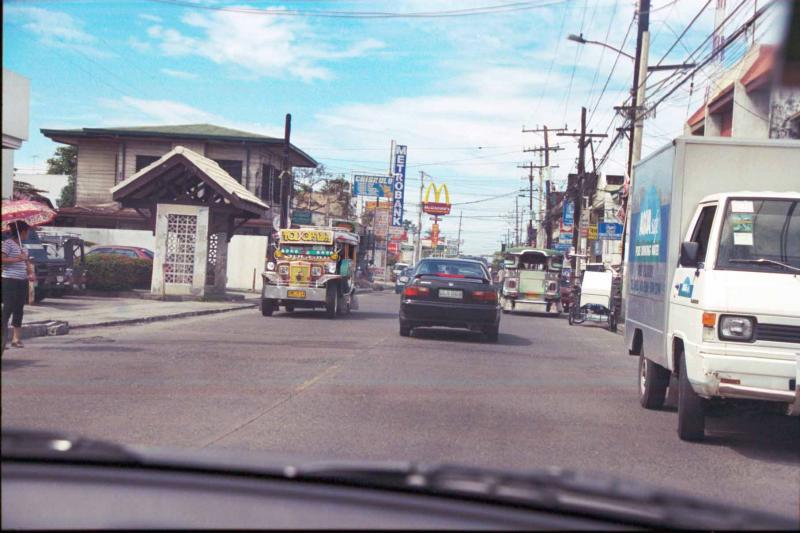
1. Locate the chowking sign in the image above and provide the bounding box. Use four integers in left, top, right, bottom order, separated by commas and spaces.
391, 145, 407, 227
279, 229, 333, 245
422, 183, 452, 215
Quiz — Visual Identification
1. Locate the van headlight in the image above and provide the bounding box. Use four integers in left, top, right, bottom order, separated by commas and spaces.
719, 315, 755, 342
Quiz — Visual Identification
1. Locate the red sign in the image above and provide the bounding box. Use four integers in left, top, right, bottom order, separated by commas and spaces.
430, 223, 440, 247
422, 202, 451, 215
388, 242, 400, 253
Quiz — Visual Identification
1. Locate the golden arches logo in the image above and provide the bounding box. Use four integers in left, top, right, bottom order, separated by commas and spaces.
424, 183, 450, 204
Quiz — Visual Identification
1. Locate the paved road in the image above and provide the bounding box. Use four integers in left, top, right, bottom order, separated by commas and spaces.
3, 291, 798, 519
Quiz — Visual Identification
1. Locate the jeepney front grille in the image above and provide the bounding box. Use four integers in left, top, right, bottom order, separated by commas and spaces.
756, 323, 800, 344
289, 264, 311, 284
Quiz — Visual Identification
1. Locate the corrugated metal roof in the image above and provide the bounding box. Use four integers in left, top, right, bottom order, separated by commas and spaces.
111, 146, 269, 213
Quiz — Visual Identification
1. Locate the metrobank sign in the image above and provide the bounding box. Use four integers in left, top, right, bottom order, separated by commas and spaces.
422, 183, 452, 215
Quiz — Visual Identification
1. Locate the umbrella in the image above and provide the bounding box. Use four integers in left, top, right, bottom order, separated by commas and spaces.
2, 199, 57, 233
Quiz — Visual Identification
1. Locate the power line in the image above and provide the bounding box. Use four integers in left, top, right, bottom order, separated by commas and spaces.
145, 0, 568, 19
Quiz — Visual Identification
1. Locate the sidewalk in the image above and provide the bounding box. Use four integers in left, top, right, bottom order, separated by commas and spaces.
20, 293, 259, 339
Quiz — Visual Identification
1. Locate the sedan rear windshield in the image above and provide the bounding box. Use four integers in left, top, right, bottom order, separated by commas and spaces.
415, 261, 488, 279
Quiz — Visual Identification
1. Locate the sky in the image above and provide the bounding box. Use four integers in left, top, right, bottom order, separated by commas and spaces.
3, 0, 786, 255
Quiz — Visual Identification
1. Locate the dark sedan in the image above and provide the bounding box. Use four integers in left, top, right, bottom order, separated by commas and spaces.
399, 258, 501, 341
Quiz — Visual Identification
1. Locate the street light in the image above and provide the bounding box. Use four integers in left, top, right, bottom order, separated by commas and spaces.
567, 33, 635, 61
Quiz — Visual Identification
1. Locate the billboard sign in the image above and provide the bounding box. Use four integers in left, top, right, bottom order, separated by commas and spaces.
562, 200, 574, 228
374, 208, 389, 238
430, 223, 440, 247
598, 222, 623, 240
353, 174, 392, 197
391, 145, 407, 226
290, 209, 312, 225
422, 182, 452, 215
588, 224, 598, 240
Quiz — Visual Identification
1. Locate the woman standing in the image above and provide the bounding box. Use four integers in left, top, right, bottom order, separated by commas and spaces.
2, 221, 33, 351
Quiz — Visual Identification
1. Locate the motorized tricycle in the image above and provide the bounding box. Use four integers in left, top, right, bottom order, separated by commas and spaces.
567, 268, 618, 332
499, 248, 564, 315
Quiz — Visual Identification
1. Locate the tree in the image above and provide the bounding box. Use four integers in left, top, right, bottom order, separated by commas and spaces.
47, 146, 77, 208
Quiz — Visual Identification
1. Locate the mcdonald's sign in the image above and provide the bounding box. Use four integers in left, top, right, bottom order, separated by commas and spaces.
422, 182, 452, 215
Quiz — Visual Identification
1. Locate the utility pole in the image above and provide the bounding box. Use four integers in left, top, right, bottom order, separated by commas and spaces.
522, 124, 566, 247
514, 195, 520, 247
456, 211, 463, 256
279, 113, 292, 229
631, 0, 651, 171
558, 107, 607, 280
415, 171, 425, 264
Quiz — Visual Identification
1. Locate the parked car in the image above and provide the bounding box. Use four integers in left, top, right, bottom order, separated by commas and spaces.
394, 266, 412, 293
399, 258, 500, 341
12, 229, 86, 302
87, 246, 154, 260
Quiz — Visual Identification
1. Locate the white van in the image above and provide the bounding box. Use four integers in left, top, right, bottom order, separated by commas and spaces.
624, 137, 800, 441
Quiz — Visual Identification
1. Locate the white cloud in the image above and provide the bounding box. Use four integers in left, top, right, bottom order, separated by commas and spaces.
143, 6, 385, 82
99, 96, 218, 125
139, 13, 163, 23
5, 5, 111, 58
128, 37, 152, 53
160, 68, 199, 80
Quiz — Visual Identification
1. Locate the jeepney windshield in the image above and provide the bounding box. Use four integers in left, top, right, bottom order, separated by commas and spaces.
717, 198, 800, 273
279, 243, 336, 258
517, 253, 562, 272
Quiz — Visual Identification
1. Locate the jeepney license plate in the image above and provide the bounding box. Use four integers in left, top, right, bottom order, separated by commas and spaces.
287, 290, 306, 299
439, 289, 462, 299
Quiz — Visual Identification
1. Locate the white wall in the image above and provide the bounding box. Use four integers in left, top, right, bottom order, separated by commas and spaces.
44, 226, 265, 291
2, 69, 30, 148
226, 235, 268, 291
2, 149, 14, 200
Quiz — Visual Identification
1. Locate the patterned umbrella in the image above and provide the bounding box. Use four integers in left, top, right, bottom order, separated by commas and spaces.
1, 199, 57, 232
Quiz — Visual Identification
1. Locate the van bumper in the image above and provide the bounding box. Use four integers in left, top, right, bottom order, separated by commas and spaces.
692, 347, 798, 414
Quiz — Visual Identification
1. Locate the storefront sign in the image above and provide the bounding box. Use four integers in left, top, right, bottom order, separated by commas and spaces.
562, 200, 574, 227
353, 174, 392, 197
291, 209, 313, 225
391, 145, 407, 226
598, 222, 623, 240
588, 224, 598, 240
431, 223, 440, 247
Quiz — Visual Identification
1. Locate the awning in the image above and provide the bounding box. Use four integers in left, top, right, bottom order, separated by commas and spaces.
111, 146, 269, 217
707, 83, 734, 114
687, 104, 705, 128
740, 45, 777, 92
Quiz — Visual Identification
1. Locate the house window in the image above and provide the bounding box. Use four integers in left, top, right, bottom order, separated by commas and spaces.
135, 155, 160, 171
261, 164, 282, 204
213, 159, 243, 182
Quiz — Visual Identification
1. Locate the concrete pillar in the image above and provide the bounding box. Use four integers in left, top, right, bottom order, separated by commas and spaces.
732, 81, 771, 138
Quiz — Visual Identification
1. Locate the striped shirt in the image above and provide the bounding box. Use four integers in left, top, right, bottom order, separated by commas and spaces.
1, 238, 28, 280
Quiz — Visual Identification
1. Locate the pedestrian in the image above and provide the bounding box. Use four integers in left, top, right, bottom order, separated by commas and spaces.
2, 221, 33, 351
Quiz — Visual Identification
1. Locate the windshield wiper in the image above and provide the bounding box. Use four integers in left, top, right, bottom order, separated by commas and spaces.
293, 463, 792, 529
3, 430, 792, 529
729, 258, 800, 273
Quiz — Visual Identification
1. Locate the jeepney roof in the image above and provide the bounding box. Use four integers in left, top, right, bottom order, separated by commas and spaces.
504, 247, 563, 258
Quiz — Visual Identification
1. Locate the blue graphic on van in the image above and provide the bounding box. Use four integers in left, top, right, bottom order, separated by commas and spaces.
633, 185, 664, 263
678, 276, 694, 298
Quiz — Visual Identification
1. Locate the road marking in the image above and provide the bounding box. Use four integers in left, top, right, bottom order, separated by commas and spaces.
295, 364, 340, 392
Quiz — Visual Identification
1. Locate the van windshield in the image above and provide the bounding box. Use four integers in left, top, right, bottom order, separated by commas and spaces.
717, 199, 800, 273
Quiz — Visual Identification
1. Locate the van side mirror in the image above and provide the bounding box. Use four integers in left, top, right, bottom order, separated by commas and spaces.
680, 241, 700, 268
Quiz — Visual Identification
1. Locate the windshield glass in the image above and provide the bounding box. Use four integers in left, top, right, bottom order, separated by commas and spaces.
717, 199, 800, 272
2, 0, 797, 526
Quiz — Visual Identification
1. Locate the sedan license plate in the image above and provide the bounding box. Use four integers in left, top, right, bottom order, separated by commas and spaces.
439, 289, 463, 299
286, 290, 306, 299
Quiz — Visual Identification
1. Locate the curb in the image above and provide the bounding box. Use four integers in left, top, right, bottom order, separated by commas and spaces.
70, 303, 258, 330
21, 321, 70, 340
20, 304, 257, 339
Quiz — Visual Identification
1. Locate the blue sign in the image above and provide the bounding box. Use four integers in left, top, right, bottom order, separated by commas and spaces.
352, 174, 392, 197
391, 145, 407, 227
554, 242, 571, 253
562, 200, 574, 227
598, 222, 623, 240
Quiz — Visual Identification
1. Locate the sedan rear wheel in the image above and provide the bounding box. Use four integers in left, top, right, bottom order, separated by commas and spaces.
399, 321, 411, 337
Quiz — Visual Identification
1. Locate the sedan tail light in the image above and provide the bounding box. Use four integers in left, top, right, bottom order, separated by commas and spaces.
403, 286, 430, 298
472, 290, 497, 303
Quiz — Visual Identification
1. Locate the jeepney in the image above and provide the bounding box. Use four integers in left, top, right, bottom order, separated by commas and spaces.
499, 248, 564, 315
261, 226, 359, 318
